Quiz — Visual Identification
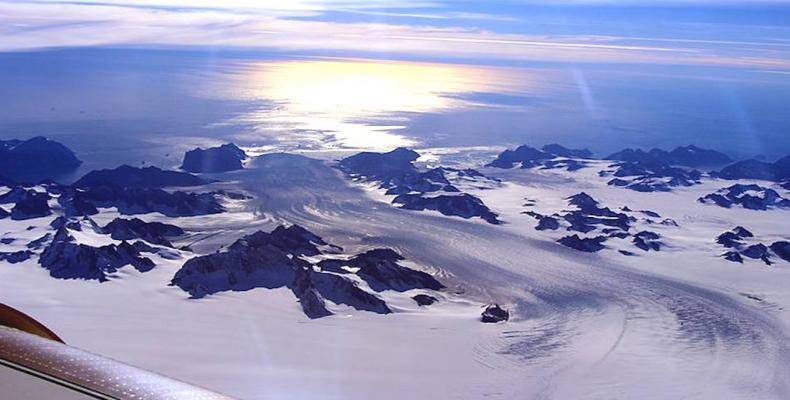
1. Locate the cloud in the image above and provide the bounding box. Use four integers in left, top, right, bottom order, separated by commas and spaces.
22, 0, 440, 14
1, 0, 789, 71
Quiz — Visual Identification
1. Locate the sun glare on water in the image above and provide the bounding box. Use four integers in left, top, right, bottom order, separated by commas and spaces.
203, 58, 532, 151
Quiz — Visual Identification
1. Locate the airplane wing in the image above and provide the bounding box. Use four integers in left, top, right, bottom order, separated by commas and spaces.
0, 304, 235, 400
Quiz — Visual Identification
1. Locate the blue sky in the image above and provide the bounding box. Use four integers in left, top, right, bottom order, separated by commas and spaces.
2, 0, 789, 72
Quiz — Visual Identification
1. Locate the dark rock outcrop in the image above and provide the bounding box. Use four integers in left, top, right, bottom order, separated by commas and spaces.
525, 193, 673, 254
633, 231, 662, 251
640, 210, 661, 218
602, 161, 701, 192
290, 265, 333, 319
715, 157, 790, 182
74, 165, 208, 189
382, 168, 456, 195
607, 145, 730, 168
541, 144, 593, 159
290, 263, 392, 318
39, 228, 156, 281
716, 227, 779, 265
665, 145, 731, 167
488, 144, 590, 171
0, 187, 30, 204
412, 294, 438, 306
741, 244, 771, 264
717, 232, 744, 248
770, 241, 790, 262
10, 191, 51, 220
490, 144, 727, 172
563, 193, 633, 232
340, 149, 500, 224
732, 226, 754, 238
605, 229, 629, 239
62, 185, 224, 217
339, 147, 419, 179
103, 218, 184, 247
716, 226, 754, 249
607, 148, 666, 167
481, 304, 509, 323
723, 251, 744, 263
698, 184, 789, 210
602, 146, 718, 192
487, 145, 553, 169
538, 159, 588, 172
3, 167, 226, 218
50, 216, 86, 231
393, 193, 501, 224
309, 271, 392, 315
566, 192, 598, 209
171, 225, 440, 318
235, 225, 336, 257
57, 188, 100, 216
27, 233, 52, 250
211, 190, 252, 200
171, 238, 296, 298
0, 250, 33, 263
0, 136, 81, 182
338, 249, 444, 292
558, 235, 606, 252
535, 216, 560, 231
181, 143, 246, 173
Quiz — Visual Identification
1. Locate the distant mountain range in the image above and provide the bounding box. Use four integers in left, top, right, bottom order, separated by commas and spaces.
74, 165, 209, 189
714, 156, 790, 182
488, 143, 734, 170
181, 143, 247, 173
488, 143, 789, 191
0, 136, 81, 182
606, 145, 732, 168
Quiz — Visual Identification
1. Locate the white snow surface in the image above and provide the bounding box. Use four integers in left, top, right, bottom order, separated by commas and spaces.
1, 154, 789, 400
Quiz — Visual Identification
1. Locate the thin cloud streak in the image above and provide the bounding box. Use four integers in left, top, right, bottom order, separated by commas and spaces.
331, 8, 522, 22
386, 35, 698, 53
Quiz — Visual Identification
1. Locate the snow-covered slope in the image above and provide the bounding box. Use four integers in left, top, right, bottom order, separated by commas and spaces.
1, 150, 789, 400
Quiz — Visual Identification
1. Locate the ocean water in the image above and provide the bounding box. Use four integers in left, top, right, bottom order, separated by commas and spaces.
1, 47, 788, 177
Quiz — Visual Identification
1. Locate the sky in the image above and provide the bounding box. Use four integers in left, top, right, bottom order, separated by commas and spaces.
2, 0, 790, 71
0, 0, 789, 162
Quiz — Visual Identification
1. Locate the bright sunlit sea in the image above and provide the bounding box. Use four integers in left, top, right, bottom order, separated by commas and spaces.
1, 48, 788, 178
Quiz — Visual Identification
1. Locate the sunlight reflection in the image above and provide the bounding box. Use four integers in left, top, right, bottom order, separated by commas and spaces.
204, 58, 536, 151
